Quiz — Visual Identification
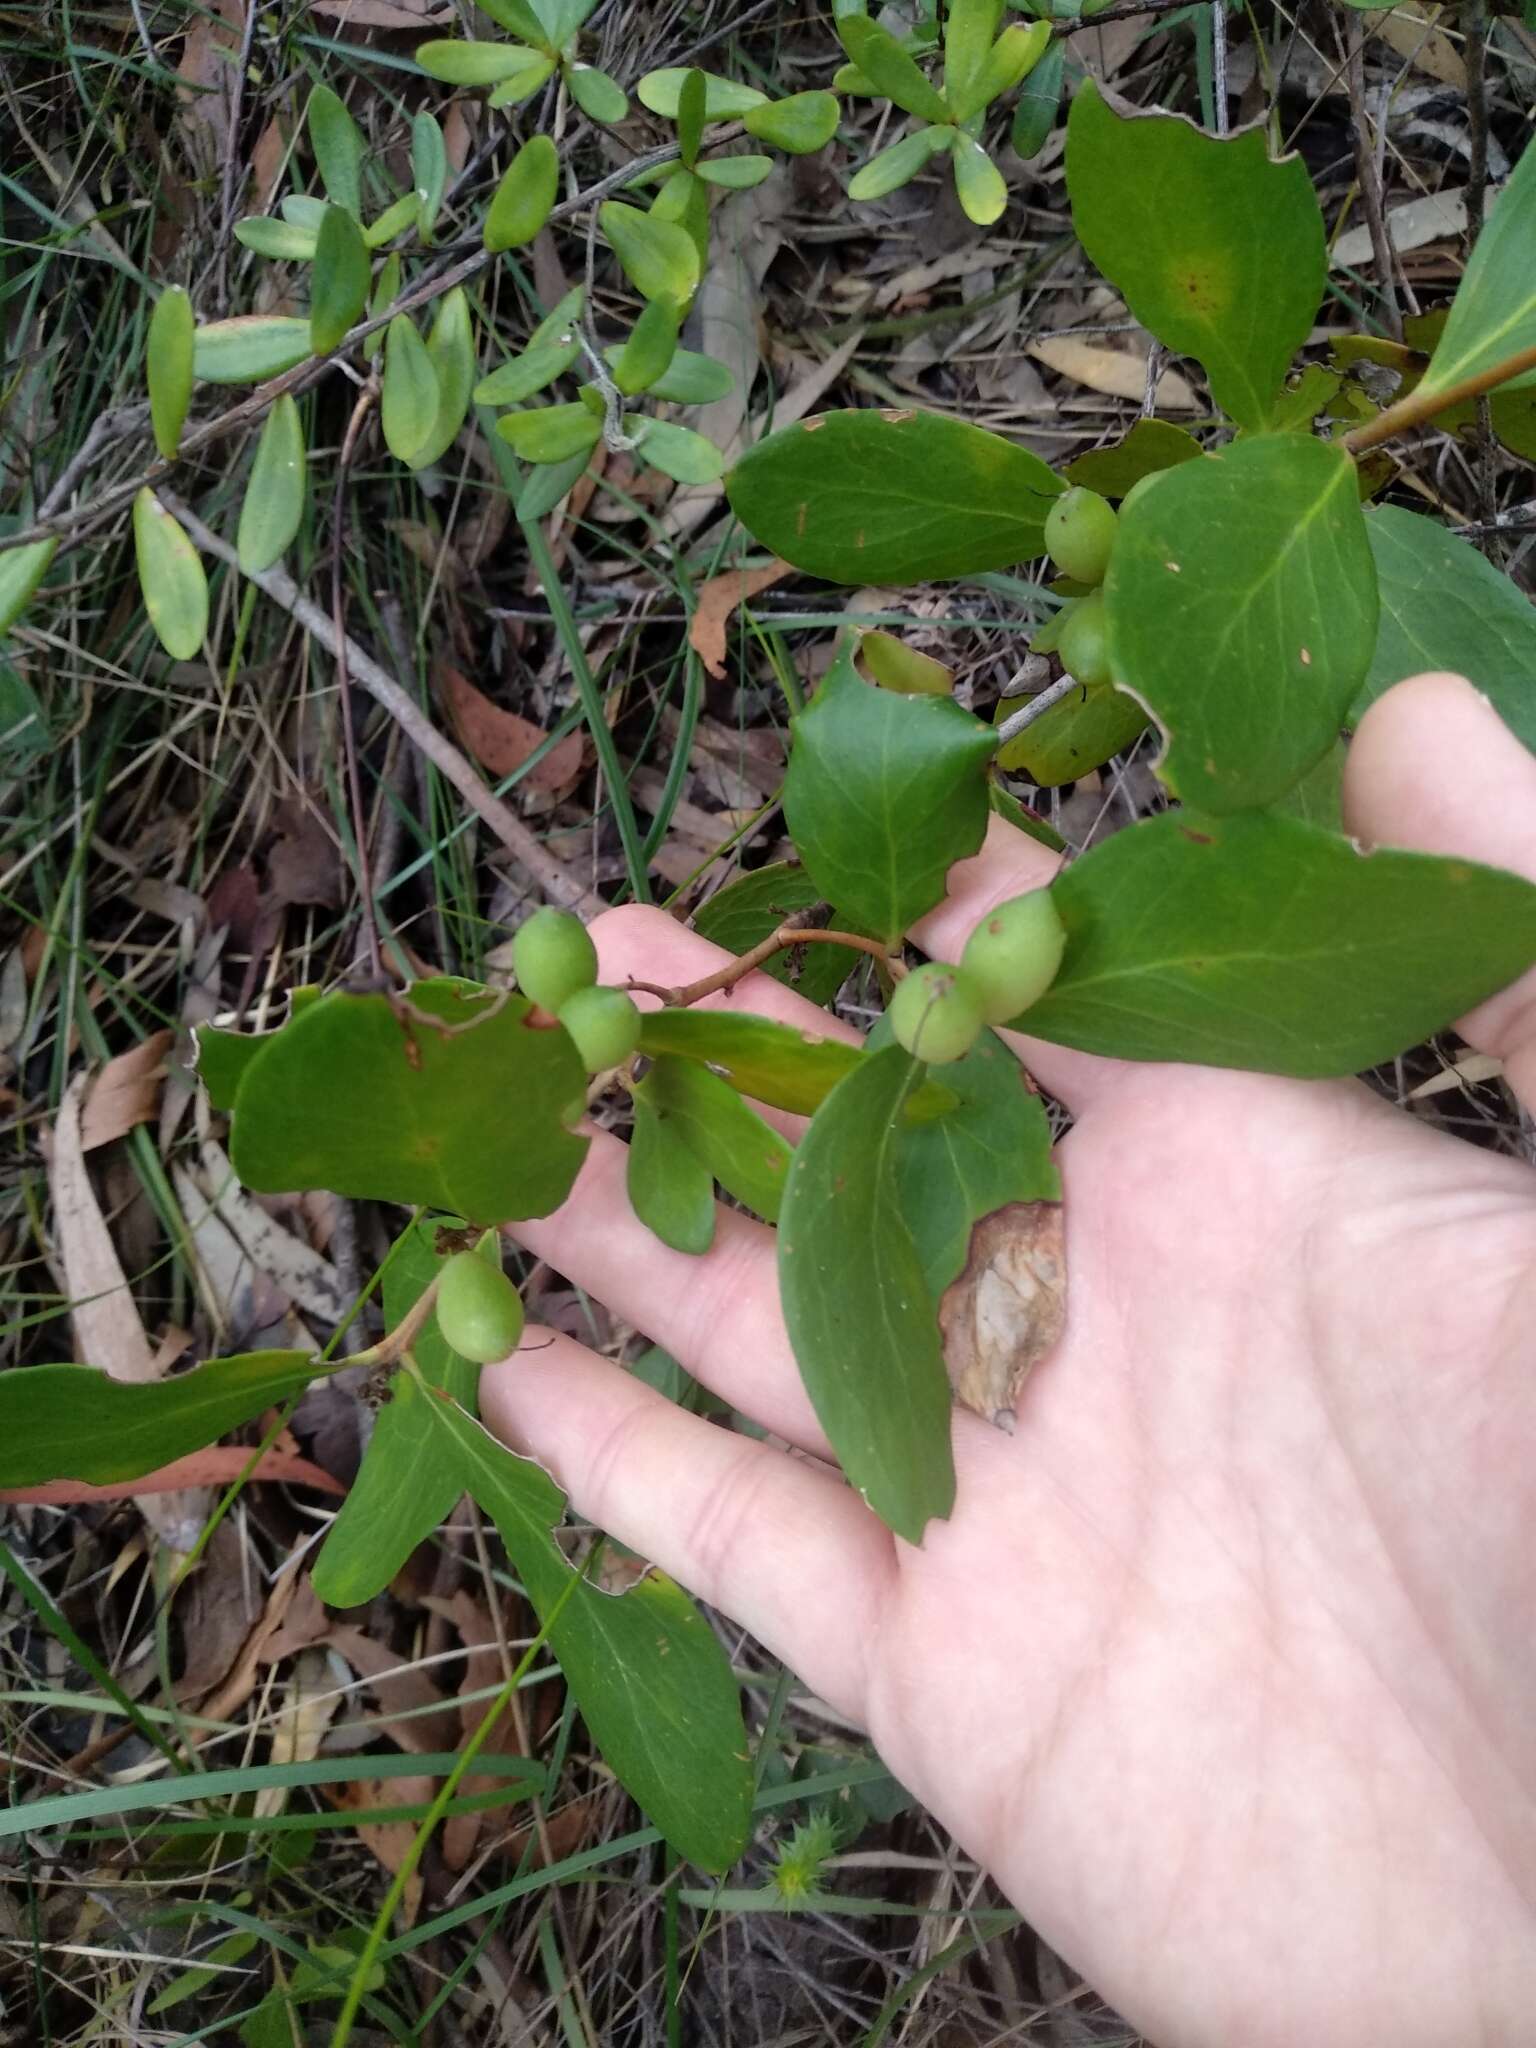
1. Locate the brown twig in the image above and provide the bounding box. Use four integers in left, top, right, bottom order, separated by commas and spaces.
1341, 342, 1536, 455
1343, 13, 1401, 341
331, 377, 385, 987
158, 492, 604, 918
1050, 0, 1212, 34
628, 925, 896, 1008
1465, 0, 1490, 246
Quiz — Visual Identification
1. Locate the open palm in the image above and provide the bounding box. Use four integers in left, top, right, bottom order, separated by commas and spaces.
482, 674, 1536, 2048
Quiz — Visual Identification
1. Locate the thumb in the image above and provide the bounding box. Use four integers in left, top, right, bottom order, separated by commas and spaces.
1343, 670, 1536, 1109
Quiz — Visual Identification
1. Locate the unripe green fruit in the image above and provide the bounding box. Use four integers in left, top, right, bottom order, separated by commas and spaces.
1058, 591, 1113, 688
959, 889, 1067, 1024
887, 961, 985, 1065
558, 983, 642, 1072
1044, 486, 1118, 586
436, 1249, 525, 1364
512, 907, 597, 1015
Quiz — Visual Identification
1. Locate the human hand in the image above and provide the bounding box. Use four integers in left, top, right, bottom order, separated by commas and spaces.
481, 672, 1536, 2048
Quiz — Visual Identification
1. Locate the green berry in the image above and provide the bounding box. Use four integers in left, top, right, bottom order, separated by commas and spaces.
959, 889, 1067, 1024
512, 907, 598, 1015
887, 961, 985, 1065
558, 983, 642, 1072
1058, 591, 1112, 688
436, 1248, 525, 1364
1044, 486, 1118, 586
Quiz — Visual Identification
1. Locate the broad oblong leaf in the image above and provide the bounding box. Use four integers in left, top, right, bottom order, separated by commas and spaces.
1020, 808, 1536, 1075
1417, 128, 1536, 402
484, 133, 558, 252
784, 640, 995, 944
311, 1218, 483, 1606
599, 201, 701, 304
648, 1055, 792, 1223
638, 1007, 955, 1121
630, 418, 723, 484
1062, 416, 1201, 496
996, 678, 1148, 782
970, 20, 1049, 116
613, 297, 680, 395
407, 286, 476, 470
695, 155, 775, 190
637, 67, 768, 116
364, 197, 419, 252
498, 403, 602, 464
476, 340, 580, 406
628, 1077, 716, 1254
0, 1350, 319, 1488
1009, 36, 1062, 159
860, 630, 953, 696
1103, 435, 1377, 812
1353, 505, 1536, 752
943, 0, 1005, 114
567, 63, 629, 124
133, 488, 207, 660
416, 37, 548, 85
237, 393, 307, 574
146, 285, 194, 459
848, 125, 952, 202
309, 204, 370, 353
727, 408, 1060, 584
487, 51, 559, 105
228, 979, 588, 1223
193, 316, 312, 383
836, 16, 950, 123
0, 538, 58, 636
743, 91, 840, 153
308, 83, 364, 218
779, 1044, 955, 1543
691, 864, 859, 1005
382, 314, 440, 464
638, 348, 734, 404
1066, 81, 1326, 429
234, 216, 318, 260
952, 135, 1006, 225
418, 1392, 754, 1870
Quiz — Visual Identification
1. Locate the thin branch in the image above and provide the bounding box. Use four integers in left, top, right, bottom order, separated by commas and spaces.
331, 378, 386, 987
995, 672, 1088, 750
1051, 0, 1211, 36
1341, 341, 1536, 455
158, 492, 604, 918
1343, 13, 1401, 342
628, 925, 895, 1009
1465, 0, 1490, 246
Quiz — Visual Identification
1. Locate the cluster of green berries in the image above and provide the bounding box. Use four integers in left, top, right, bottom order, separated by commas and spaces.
888, 888, 1067, 1065
436, 1237, 525, 1364
512, 907, 643, 1074
1045, 484, 1118, 688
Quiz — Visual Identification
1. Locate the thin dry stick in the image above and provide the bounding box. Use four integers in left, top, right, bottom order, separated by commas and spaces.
1341, 342, 1536, 456
158, 493, 605, 918
1465, 0, 1490, 244
1343, 13, 1402, 341
627, 925, 895, 1009
995, 672, 1085, 751
331, 378, 386, 987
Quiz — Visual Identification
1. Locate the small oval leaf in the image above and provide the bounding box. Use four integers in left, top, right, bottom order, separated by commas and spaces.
193, 316, 313, 383
566, 62, 629, 123
636, 66, 768, 116
309, 204, 371, 353
484, 132, 559, 252
599, 201, 701, 304
307, 82, 364, 218
146, 285, 195, 458
0, 538, 59, 637
237, 394, 307, 575
133, 488, 208, 660
743, 91, 840, 153
381, 314, 441, 464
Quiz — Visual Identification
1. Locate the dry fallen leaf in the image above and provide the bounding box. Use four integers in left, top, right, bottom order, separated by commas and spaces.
689, 560, 792, 678
938, 1201, 1066, 1430
0, 1444, 343, 1507
326, 1776, 430, 1923
310, 0, 450, 22
437, 661, 585, 794
80, 1030, 175, 1151
1374, 2, 1466, 89
1028, 335, 1198, 410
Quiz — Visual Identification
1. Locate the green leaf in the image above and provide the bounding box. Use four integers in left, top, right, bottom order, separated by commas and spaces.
784, 640, 995, 944
407, 285, 476, 469
1417, 129, 1536, 403
943, 0, 1004, 114
599, 201, 701, 304
281, 195, 328, 231
1065, 81, 1326, 429
969, 19, 1049, 116
1353, 504, 1536, 752
637, 67, 768, 117
743, 92, 841, 154
476, 339, 581, 405
0, 538, 58, 637
381, 314, 440, 464
1021, 808, 1536, 1074
237, 393, 306, 575
779, 1045, 955, 1544
498, 403, 602, 464
311, 1218, 482, 1607
416, 37, 551, 85
836, 16, 950, 123
193, 316, 312, 383
0, 655, 48, 765
472, 0, 550, 38
411, 111, 448, 241
133, 488, 207, 660
1266, 737, 1344, 831
648, 1055, 792, 1223
627, 1076, 716, 1253
146, 285, 194, 459
484, 133, 559, 252
612, 297, 680, 395
487, 52, 559, 107
996, 678, 1149, 782
364, 250, 400, 363
952, 135, 1007, 224
1009, 37, 1062, 160
847, 125, 953, 202
630, 418, 724, 484
638, 1007, 955, 1121
1104, 434, 1377, 811
234, 216, 319, 260
691, 863, 860, 1005
676, 66, 707, 168
873, 1022, 1058, 1297
696, 155, 776, 190
635, 347, 734, 404
417, 1393, 754, 1869
309, 204, 370, 354
567, 62, 629, 123
726, 407, 1060, 584
228, 979, 588, 1223
307, 83, 364, 219
361, 192, 419, 248
1062, 416, 1202, 496
860, 629, 953, 697
0, 1350, 319, 1488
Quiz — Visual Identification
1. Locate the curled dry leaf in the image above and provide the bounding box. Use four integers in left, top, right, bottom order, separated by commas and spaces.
80, 1030, 175, 1151
689, 559, 792, 677
938, 1200, 1066, 1430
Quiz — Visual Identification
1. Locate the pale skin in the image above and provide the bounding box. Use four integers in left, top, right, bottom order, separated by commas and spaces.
481, 673, 1536, 2048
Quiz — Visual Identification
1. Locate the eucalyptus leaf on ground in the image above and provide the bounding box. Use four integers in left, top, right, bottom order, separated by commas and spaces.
1020, 808, 1536, 1074
417, 1392, 754, 1869
778, 1045, 955, 1544
1104, 435, 1377, 811
727, 409, 1061, 584
0, 1350, 319, 1488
